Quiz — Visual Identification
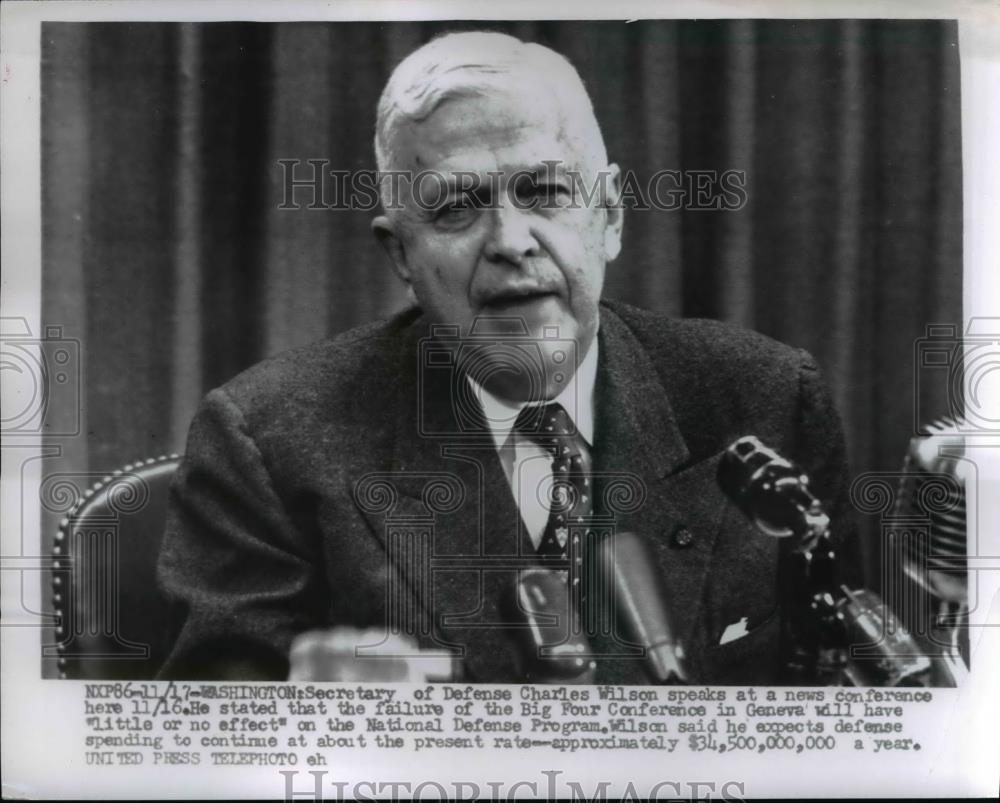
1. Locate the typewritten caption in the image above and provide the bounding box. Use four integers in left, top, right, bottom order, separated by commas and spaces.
80, 683, 931, 766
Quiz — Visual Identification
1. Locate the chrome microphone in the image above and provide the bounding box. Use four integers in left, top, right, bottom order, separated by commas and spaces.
891, 416, 970, 679
836, 588, 933, 686
594, 532, 688, 684
513, 569, 596, 683
895, 417, 968, 605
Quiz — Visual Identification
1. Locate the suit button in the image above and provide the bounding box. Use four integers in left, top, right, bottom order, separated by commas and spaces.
672, 526, 694, 548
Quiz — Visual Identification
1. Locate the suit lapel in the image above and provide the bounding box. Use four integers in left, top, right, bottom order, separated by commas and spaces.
352, 317, 527, 681
591, 308, 727, 680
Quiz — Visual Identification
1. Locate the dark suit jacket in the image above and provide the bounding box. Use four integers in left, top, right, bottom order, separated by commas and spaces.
157, 299, 859, 683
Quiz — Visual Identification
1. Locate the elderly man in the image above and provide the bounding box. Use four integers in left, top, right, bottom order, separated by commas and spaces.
158, 31, 857, 683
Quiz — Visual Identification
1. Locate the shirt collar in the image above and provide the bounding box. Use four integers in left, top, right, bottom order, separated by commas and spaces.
467, 334, 599, 452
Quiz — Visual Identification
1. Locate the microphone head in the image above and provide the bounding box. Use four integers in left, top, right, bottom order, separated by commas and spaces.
896, 417, 967, 603
718, 436, 826, 538
512, 569, 596, 683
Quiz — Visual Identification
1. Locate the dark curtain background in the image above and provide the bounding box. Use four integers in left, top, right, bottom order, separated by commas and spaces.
41, 20, 962, 622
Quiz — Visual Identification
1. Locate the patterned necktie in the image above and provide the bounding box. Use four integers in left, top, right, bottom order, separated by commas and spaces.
513, 401, 594, 560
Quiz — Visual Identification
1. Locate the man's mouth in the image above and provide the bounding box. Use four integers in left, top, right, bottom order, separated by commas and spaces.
482, 289, 558, 310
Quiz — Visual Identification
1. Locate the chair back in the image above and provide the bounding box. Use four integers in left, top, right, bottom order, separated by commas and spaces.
51, 454, 181, 679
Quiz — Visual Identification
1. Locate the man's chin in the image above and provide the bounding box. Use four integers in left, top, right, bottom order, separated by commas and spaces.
462, 341, 584, 405
446, 304, 593, 402
477, 370, 570, 405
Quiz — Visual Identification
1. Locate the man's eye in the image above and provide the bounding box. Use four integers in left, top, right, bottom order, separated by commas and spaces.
433, 202, 477, 227
518, 182, 572, 207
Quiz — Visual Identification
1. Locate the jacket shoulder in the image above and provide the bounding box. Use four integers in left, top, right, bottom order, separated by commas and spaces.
215, 307, 420, 429
601, 299, 820, 461
602, 298, 809, 374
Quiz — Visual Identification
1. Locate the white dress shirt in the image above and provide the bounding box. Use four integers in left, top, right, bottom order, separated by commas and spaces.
467, 339, 599, 549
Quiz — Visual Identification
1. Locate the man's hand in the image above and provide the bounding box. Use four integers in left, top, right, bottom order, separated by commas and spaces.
287, 627, 455, 682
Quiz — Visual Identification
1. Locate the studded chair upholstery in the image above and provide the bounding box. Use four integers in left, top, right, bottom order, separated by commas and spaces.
51, 454, 181, 679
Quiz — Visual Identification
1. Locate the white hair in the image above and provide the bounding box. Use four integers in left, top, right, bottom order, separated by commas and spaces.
374, 31, 608, 209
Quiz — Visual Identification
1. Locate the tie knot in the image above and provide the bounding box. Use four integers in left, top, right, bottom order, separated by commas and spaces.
513, 402, 579, 455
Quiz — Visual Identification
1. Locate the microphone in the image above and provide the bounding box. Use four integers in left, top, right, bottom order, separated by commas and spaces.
718, 435, 829, 543
513, 569, 596, 683
718, 436, 844, 677
892, 416, 970, 679
594, 532, 688, 684
895, 417, 968, 605
287, 628, 456, 682
718, 435, 964, 687
836, 587, 934, 687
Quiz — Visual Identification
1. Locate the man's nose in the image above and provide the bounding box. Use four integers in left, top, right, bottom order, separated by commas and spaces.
483, 201, 540, 266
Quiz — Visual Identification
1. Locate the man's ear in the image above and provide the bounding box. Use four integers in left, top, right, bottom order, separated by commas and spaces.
602, 163, 624, 262
372, 215, 416, 300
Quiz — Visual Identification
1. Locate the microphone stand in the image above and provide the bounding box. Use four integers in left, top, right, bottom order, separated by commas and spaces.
718, 436, 849, 684
721, 436, 960, 687
778, 511, 850, 685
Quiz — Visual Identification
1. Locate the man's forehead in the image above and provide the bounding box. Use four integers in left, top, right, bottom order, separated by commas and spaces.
392, 90, 586, 175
